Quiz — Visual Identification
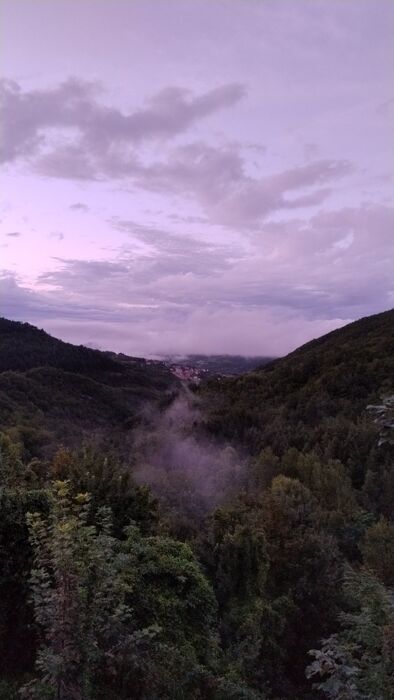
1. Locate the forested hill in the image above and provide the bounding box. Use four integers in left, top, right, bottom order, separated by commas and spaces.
203, 309, 394, 481
0, 317, 116, 374
271, 307, 394, 379
0, 317, 177, 457
0, 311, 394, 699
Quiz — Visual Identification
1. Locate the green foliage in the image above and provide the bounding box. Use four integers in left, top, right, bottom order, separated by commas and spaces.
0, 436, 49, 677
0, 318, 115, 375
0, 310, 393, 698
0, 680, 20, 699
362, 396, 394, 519
49, 447, 158, 536
23, 481, 124, 698
367, 395, 394, 446
207, 504, 269, 606
259, 477, 343, 694
248, 447, 280, 491
307, 567, 394, 700
23, 481, 221, 699
0, 318, 176, 459
200, 502, 280, 694
117, 529, 220, 698
0, 433, 39, 489
361, 518, 394, 587
307, 639, 363, 700
203, 309, 394, 496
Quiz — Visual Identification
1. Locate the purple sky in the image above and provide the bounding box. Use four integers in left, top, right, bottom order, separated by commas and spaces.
1, 0, 393, 356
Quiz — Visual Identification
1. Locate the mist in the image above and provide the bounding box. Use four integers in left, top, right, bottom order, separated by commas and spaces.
132, 384, 246, 533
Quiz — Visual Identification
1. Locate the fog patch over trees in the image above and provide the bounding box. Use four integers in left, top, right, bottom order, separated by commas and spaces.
132, 386, 246, 534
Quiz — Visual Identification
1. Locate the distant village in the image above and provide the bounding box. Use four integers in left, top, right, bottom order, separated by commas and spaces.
167, 364, 209, 384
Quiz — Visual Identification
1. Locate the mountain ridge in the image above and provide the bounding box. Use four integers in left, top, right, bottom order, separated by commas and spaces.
0, 317, 177, 457
1, 310, 393, 463
201, 308, 394, 487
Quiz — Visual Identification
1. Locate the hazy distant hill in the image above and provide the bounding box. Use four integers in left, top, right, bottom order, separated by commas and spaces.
0, 318, 177, 457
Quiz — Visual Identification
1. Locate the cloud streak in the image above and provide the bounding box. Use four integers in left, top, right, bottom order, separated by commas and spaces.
131, 144, 350, 227
2, 203, 392, 355
1, 78, 245, 163
1, 78, 352, 228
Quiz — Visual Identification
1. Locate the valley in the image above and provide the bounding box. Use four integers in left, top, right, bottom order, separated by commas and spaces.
0, 310, 393, 699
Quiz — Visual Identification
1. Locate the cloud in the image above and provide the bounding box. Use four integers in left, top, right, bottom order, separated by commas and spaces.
135, 144, 350, 227
304, 143, 319, 161
40, 218, 238, 290
1, 77, 245, 166
0, 271, 146, 326
376, 97, 394, 118
69, 202, 89, 211
0, 271, 350, 356
1, 77, 353, 227
0, 273, 65, 322
2, 202, 391, 355
113, 218, 226, 256
168, 213, 208, 225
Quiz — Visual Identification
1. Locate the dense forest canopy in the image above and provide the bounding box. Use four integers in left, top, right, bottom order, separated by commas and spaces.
0, 311, 393, 699
0, 318, 177, 459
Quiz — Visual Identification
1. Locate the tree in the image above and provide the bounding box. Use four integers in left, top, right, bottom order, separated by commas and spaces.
361, 518, 394, 587
23, 480, 221, 699
248, 447, 280, 491
49, 447, 158, 536
0, 434, 48, 678
200, 502, 285, 696
261, 476, 342, 696
307, 567, 394, 700
23, 481, 130, 699
118, 529, 220, 699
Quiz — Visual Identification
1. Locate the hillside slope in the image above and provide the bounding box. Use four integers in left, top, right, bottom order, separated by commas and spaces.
202, 309, 394, 485
0, 318, 177, 457
1, 312, 393, 700
0, 317, 116, 374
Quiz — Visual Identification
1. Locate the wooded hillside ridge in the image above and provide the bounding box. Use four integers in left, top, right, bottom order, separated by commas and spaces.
0, 310, 393, 699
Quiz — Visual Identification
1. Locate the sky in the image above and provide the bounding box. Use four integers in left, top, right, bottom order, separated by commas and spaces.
1, 0, 393, 357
